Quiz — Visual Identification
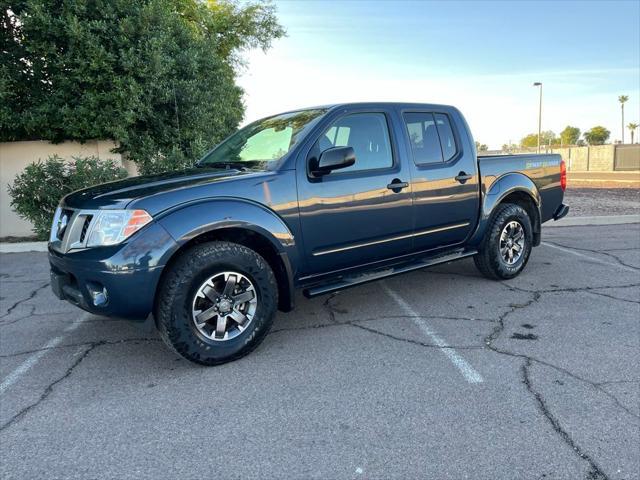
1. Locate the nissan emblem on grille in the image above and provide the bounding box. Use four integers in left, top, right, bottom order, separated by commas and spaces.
57, 213, 69, 239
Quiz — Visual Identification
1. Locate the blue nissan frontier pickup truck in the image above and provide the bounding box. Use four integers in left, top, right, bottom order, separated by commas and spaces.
49, 102, 569, 365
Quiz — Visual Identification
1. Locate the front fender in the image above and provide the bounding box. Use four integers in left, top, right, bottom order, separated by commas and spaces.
153, 198, 297, 313
468, 173, 541, 246
157, 197, 297, 263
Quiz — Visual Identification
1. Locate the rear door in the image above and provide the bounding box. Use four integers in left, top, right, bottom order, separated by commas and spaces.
401, 109, 480, 252
296, 108, 413, 275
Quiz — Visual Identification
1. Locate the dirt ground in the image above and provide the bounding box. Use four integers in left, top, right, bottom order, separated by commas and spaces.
563, 187, 639, 217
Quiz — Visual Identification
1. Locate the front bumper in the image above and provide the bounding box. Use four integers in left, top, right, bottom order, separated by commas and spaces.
48, 222, 178, 321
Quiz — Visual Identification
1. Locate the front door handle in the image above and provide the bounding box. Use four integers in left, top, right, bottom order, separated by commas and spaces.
455, 172, 472, 184
387, 179, 409, 192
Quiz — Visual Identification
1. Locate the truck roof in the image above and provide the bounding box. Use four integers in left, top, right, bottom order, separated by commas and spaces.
277, 102, 457, 116
330, 101, 455, 110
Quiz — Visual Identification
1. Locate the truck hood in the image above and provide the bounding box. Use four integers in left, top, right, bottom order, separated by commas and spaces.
63, 167, 253, 210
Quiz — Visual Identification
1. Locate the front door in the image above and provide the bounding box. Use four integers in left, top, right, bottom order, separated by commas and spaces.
297, 110, 413, 275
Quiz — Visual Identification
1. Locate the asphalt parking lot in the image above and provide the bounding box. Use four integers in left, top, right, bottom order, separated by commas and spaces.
1, 204, 639, 479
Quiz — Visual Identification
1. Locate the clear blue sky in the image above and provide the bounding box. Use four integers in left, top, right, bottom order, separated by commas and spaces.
239, 0, 640, 148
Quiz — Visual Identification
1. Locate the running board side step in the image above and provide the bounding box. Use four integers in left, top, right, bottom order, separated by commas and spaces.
303, 249, 478, 298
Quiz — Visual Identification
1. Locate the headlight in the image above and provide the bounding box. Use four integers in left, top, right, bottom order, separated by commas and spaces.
49, 206, 63, 242
86, 209, 153, 247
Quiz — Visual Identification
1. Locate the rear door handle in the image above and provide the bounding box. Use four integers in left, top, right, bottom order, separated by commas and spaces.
455, 172, 472, 184
387, 179, 409, 192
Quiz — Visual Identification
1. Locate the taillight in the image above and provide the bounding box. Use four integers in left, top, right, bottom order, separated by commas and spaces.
560, 159, 567, 191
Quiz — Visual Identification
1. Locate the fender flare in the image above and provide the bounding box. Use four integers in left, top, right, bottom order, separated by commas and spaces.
468, 173, 542, 246
158, 198, 294, 248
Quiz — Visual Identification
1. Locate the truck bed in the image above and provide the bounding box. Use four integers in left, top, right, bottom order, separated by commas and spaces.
478, 153, 564, 223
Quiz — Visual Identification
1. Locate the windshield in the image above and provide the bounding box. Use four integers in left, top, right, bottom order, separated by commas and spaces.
198, 108, 328, 168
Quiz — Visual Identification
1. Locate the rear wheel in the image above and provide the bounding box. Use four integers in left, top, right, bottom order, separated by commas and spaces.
156, 241, 278, 365
474, 203, 533, 280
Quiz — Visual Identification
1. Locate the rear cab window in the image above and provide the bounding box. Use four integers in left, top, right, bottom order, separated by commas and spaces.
434, 113, 457, 161
403, 112, 458, 164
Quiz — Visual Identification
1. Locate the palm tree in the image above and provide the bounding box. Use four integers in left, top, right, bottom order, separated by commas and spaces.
628, 123, 639, 144
619, 95, 629, 143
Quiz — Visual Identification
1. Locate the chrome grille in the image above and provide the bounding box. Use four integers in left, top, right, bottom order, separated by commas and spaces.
79, 215, 93, 243
49, 207, 99, 253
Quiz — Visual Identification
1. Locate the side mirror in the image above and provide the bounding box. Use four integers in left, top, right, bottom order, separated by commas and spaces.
312, 146, 356, 176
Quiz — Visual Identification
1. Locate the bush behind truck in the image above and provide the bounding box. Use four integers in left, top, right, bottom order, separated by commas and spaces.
9, 156, 128, 240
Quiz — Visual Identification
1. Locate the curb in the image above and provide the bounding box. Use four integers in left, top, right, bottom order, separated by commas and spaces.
543, 214, 640, 228
568, 181, 640, 188
0, 241, 48, 253
0, 214, 638, 253
569, 179, 640, 184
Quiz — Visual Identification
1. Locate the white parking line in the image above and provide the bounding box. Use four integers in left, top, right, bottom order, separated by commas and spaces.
541, 242, 637, 273
381, 283, 484, 384
0, 312, 89, 395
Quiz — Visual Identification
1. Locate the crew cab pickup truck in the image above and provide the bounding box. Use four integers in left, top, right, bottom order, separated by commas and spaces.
49, 103, 569, 365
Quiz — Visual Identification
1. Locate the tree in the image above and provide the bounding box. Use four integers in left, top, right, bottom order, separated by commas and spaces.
584, 126, 610, 145
628, 123, 639, 144
1, 0, 285, 174
475, 141, 488, 152
619, 95, 629, 143
520, 130, 557, 148
560, 126, 580, 146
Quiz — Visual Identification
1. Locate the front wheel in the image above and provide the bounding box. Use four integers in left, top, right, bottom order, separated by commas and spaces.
155, 241, 278, 365
474, 203, 533, 280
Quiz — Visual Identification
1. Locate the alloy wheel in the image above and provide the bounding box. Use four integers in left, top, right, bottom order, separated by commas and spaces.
499, 221, 525, 265
191, 271, 257, 341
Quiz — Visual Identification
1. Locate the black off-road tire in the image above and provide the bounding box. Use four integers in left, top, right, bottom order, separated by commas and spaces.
473, 203, 533, 280
155, 241, 278, 365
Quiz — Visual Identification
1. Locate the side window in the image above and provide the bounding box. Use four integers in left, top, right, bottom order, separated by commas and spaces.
317, 113, 393, 172
434, 113, 458, 161
403, 112, 443, 164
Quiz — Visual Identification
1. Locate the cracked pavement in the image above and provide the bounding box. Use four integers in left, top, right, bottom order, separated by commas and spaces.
0, 223, 638, 479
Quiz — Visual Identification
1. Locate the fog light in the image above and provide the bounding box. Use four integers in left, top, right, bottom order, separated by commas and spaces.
87, 282, 108, 307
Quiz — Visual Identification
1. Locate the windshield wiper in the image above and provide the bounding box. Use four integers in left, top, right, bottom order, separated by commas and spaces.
197, 160, 267, 171
196, 161, 249, 171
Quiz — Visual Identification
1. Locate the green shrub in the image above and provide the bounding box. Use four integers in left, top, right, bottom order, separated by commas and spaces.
8, 155, 128, 240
